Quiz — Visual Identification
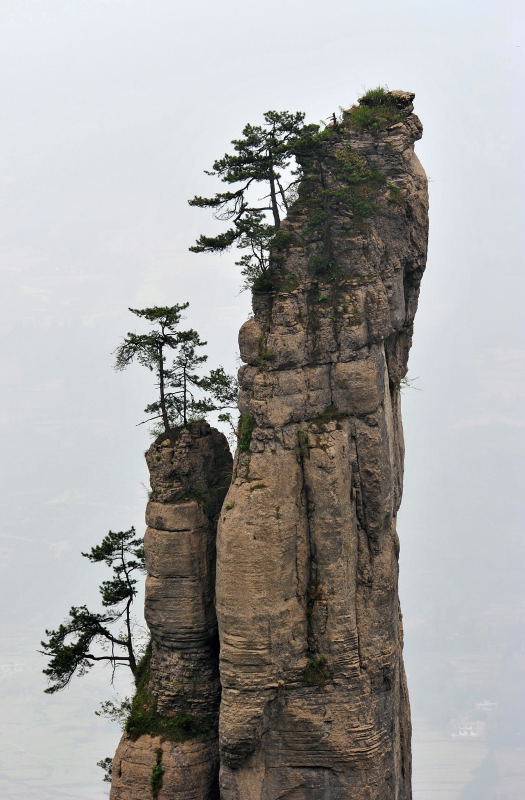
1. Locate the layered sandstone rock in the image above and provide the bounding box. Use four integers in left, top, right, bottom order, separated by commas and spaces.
216, 91, 428, 798
110, 422, 232, 800
111, 736, 221, 800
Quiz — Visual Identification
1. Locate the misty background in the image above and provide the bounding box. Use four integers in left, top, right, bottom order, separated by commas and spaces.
1, 1, 523, 798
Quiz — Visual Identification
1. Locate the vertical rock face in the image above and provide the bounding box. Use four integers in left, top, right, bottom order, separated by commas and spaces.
216, 92, 428, 799
110, 422, 232, 800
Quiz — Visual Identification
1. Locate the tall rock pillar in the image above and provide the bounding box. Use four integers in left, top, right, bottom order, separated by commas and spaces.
216, 91, 428, 799
111, 422, 232, 800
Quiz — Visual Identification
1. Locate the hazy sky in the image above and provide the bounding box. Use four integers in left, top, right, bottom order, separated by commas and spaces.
1, 1, 523, 798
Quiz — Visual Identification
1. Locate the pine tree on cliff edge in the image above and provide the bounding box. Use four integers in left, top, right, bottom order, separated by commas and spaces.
114, 304, 237, 434
188, 110, 318, 290
40, 527, 145, 692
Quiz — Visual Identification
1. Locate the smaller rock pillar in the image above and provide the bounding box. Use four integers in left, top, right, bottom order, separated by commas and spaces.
110, 422, 232, 800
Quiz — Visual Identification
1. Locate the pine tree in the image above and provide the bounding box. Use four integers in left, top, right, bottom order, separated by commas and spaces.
189, 110, 317, 290
40, 527, 145, 692
114, 304, 237, 433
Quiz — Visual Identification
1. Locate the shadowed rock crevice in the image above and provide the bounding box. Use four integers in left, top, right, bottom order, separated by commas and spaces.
216, 90, 428, 799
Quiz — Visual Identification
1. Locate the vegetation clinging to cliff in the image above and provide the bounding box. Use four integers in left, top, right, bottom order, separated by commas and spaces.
114, 304, 237, 435
345, 86, 403, 131
150, 748, 164, 798
189, 110, 318, 292
292, 124, 391, 279
238, 413, 255, 451
303, 655, 332, 685
40, 527, 145, 692
125, 645, 207, 742
189, 90, 404, 293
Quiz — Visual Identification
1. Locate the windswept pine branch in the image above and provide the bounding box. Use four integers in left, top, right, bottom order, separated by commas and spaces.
40, 528, 146, 694
188, 110, 319, 291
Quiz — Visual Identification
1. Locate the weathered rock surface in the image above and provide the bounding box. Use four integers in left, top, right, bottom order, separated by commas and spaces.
110, 422, 232, 800
111, 735, 220, 800
216, 92, 428, 798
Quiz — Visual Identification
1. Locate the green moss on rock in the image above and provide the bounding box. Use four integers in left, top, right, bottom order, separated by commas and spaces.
125, 645, 208, 742
345, 87, 403, 132
238, 414, 255, 452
